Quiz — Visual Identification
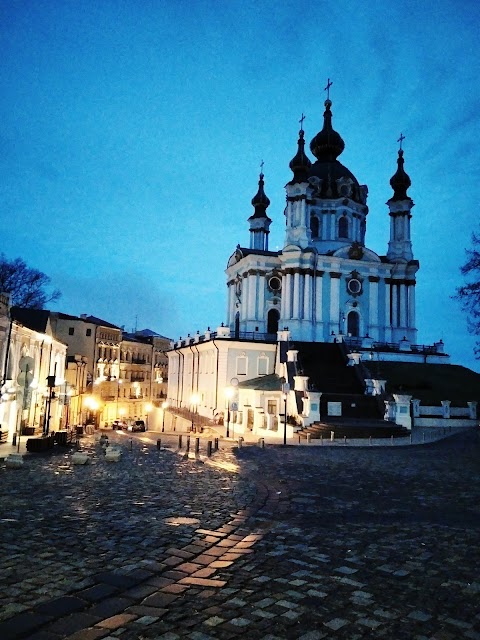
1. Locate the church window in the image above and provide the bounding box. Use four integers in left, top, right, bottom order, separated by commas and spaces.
310, 215, 320, 238
339, 216, 349, 239
68, 327, 74, 335
268, 276, 281, 292
236, 355, 247, 376
347, 311, 360, 337
267, 400, 277, 415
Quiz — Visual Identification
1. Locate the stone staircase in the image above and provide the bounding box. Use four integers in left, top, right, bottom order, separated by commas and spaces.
297, 419, 409, 440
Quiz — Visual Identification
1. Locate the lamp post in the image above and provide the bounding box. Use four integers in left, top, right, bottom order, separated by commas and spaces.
190, 394, 199, 432
225, 387, 233, 438
281, 382, 290, 446
162, 401, 169, 432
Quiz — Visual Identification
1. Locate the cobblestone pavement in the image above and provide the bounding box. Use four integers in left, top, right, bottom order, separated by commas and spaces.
0, 430, 479, 639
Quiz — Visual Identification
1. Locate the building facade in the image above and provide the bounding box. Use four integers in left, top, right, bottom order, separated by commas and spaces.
166, 92, 477, 437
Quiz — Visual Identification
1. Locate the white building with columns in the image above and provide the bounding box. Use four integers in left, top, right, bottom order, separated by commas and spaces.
226, 97, 420, 347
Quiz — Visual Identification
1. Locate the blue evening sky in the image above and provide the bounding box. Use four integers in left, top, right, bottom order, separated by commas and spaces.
1, 1, 480, 371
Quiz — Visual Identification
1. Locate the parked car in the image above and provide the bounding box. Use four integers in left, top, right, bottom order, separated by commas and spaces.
112, 420, 127, 430
128, 420, 146, 432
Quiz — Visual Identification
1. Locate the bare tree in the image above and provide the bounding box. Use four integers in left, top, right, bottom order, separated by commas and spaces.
456, 231, 480, 358
0, 254, 61, 309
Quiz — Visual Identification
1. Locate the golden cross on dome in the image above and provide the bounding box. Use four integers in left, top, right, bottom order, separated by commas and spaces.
324, 78, 333, 99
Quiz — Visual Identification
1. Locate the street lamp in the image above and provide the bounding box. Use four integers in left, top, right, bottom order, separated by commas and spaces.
281, 382, 290, 446
190, 394, 199, 432
225, 387, 234, 438
162, 401, 169, 432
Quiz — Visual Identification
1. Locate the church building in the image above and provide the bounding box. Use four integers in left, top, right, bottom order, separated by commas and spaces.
167, 90, 478, 438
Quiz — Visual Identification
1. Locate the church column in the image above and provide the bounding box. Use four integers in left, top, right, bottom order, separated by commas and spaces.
285, 272, 293, 319
304, 271, 312, 322
368, 276, 379, 339
385, 279, 392, 341
247, 272, 256, 319
315, 273, 323, 322
391, 282, 398, 328
292, 271, 301, 318
257, 273, 265, 324
329, 273, 341, 333
408, 283, 416, 328
241, 275, 248, 321
399, 282, 407, 328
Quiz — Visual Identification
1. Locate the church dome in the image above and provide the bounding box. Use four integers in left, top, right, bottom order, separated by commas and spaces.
249, 171, 271, 218
289, 127, 312, 183
308, 99, 364, 203
389, 149, 412, 201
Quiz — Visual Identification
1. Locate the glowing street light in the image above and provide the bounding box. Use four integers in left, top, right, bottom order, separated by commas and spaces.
190, 394, 199, 432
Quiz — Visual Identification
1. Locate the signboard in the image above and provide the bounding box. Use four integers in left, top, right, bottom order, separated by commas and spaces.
327, 402, 342, 417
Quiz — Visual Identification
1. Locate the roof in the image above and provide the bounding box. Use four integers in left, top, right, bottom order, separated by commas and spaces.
81, 315, 121, 329
364, 361, 480, 406
238, 373, 285, 391
11, 307, 50, 333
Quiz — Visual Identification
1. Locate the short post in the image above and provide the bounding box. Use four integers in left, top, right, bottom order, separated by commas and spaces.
178, 434, 183, 449
330, 430, 334, 442
238, 437, 243, 448
207, 441, 212, 456
258, 437, 264, 448
320, 435, 323, 445
214, 437, 219, 451
307, 433, 311, 444
422, 431, 425, 443
195, 437, 200, 454
410, 433, 412, 444
343, 435, 347, 445
157, 438, 161, 450
186, 435, 190, 452
391, 435, 394, 445
130, 439, 133, 451
369, 435, 372, 446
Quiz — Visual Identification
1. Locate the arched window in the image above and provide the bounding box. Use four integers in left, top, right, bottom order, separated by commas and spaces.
339, 216, 349, 239
267, 309, 279, 334
310, 215, 320, 238
347, 311, 360, 337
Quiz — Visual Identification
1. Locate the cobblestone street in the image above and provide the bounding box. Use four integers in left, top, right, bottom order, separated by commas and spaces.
0, 430, 479, 640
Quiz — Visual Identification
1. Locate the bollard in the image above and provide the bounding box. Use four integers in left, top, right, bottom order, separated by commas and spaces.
343, 435, 347, 445
258, 437, 265, 448
186, 435, 190, 452
207, 441, 212, 457
320, 435, 323, 445
410, 433, 412, 444
130, 439, 133, 451
157, 439, 161, 450
330, 430, 334, 442
178, 434, 183, 449
422, 431, 425, 443
369, 435, 372, 446
391, 435, 394, 445
238, 437, 243, 448
307, 433, 311, 444
298, 435, 301, 444
214, 437, 219, 451
195, 437, 200, 454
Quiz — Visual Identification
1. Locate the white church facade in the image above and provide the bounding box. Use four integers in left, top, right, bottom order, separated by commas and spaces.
167, 92, 478, 437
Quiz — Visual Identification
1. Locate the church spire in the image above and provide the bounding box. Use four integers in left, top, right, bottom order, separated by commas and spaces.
289, 114, 312, 184
310, 80, 345, 161
389, 134, 412, 201
248, 164, 272, 251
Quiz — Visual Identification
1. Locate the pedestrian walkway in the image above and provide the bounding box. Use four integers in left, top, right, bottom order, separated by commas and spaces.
0, 429, 479, 639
